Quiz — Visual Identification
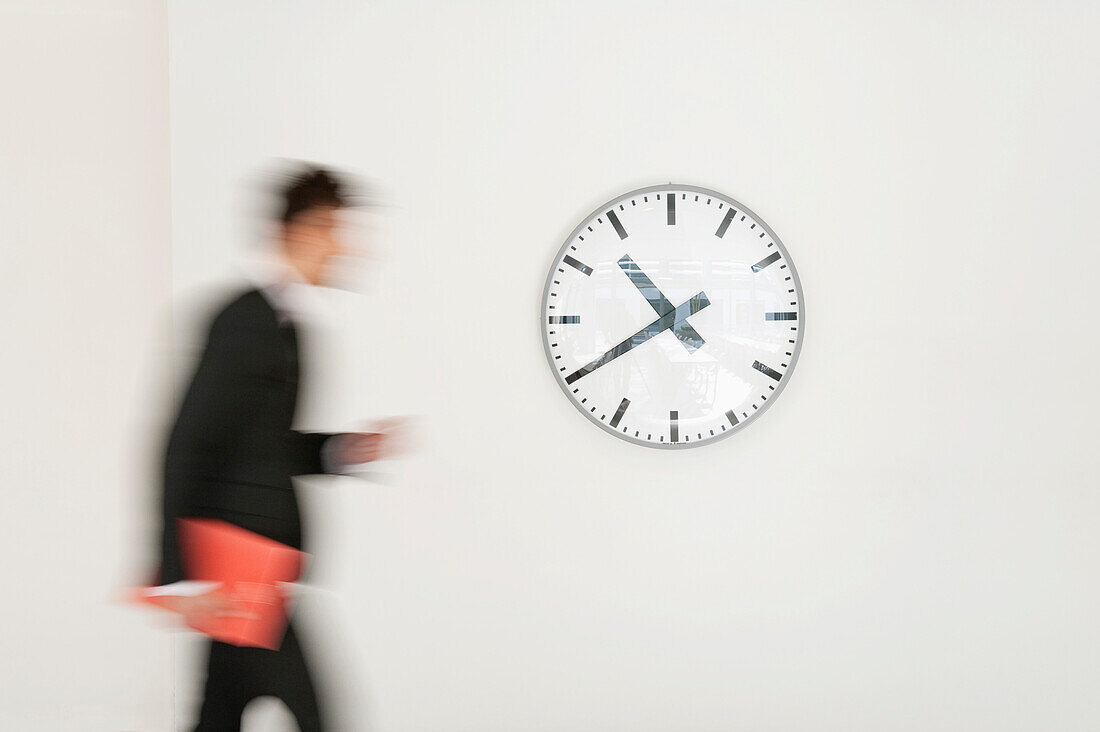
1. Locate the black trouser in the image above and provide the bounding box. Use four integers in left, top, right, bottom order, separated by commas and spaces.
192, 619, 325, 731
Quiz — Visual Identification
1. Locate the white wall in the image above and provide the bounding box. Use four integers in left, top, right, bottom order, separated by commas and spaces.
163, 2, 1100, 731
0, 1, 173, 730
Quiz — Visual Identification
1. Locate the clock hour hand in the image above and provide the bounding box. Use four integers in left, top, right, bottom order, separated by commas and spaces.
564, 292, 710, 385
617, 255, 705, 353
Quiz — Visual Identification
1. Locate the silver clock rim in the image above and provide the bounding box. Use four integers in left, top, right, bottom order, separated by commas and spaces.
539, 183, 806, 450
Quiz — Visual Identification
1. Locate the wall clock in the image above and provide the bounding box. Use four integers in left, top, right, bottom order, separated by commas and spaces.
540, 184, 804, 449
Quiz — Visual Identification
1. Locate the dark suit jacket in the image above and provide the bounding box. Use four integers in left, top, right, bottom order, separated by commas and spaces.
157, 287, 335, 586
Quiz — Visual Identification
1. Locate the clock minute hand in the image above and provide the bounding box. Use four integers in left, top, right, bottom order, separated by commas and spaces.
617, 255, 705, 354
564, 291, 710, 385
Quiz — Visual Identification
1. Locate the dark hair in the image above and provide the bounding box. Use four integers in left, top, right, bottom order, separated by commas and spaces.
278, 165, 352, 225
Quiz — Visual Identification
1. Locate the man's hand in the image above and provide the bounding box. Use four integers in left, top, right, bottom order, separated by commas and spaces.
159, 587, 257, 626
336, 417, 410, 465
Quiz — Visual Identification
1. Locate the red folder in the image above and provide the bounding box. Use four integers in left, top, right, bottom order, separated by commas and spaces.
135, 518, 304, 650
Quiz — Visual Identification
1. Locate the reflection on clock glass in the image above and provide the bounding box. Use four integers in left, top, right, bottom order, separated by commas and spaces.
541, 185, 804, 449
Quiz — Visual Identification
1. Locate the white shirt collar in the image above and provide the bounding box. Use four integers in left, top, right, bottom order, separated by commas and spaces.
242, 255, 318, 325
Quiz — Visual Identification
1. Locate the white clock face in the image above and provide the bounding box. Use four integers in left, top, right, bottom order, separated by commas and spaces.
541, 184, 804, 449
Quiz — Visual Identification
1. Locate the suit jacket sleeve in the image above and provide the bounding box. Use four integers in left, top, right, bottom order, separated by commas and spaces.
288, 430, 339, 476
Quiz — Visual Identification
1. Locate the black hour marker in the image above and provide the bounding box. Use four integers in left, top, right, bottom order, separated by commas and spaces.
752, 360, 783, 381
563, 255, 593, 276
670, 410, 679, 442
607, 210, 628, 240
725, 410, 739, 426
766, 312, 798, 321
548, 316, 580, 324
715, 208, 736, 238
752, 251, 781, 272
609, 397, 631, 428
667, 193, 676, 225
